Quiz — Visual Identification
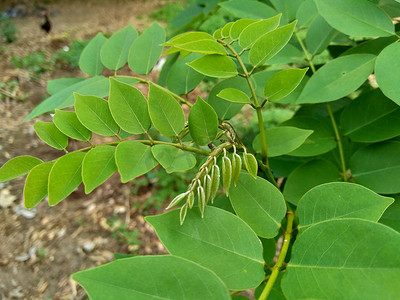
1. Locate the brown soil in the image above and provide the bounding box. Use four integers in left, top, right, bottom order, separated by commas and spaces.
0, 1, 177, 299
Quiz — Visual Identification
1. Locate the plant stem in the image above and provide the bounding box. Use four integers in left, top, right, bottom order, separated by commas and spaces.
221, 41, 272, 170
117, 75, 192, 108
258, 210, 294, 300
326, 103, 348, 181
294, 30, 348, 181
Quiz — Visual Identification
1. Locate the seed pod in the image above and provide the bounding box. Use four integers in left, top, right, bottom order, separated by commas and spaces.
210, 164, 220, 203
166, 192, 188, 210
187, 191, 195, 209
203, 174, 212, 203
243, 150, 258, 178
180, 203, 188, 225
232, 152, 242, 186
197, 185, 206, 218
222, 156, 232, 196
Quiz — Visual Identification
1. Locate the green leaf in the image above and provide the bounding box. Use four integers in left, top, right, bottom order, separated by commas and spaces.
283, 159, 340, 205
146, 206, 264, 290
108, 78, 151, 135
74, 93, 119, 136
187, 54, 237, 78
297, 54, 376, 104
53, 110, 92, 142
297, 182, 394, 230
115, 141, 158, 183
380, 196, 400, 232
267, 43, 305, 65
238, 15, 281, 49
253, 126, 313, 157
151, 145, 196, 173
350, 141, 400, 194
47, 77, 84, 95
249, 21, 297, 67
375, 42, 400, 105
0, 156, 43, 183
82, 146, 117, 194
270, 0, 303, 22
23, 161, 54, 209
188, 96, 218, 146
166, 53, 204, 95
264, 68, 308, 102
72, 255, 230, 300
158, 52, 179, 87
25, 76, 109, 120
79, 32, 107, 76
207, 77, 249, 120
221, 22, 234, 38
217, 88, 251, 104
281, 219, 400, 299
281, 115, 336, 156
314, 0, 395, 37
128, 22, 165, 75
100, 24, 138, 70
229, 172, 286, 238
33, 121, 68, 150
229, 19, 259, 40
219, 0, 277, 19
148, 83, 185, 137
341, 89, 400, 143
165, 32, 226, 55
296, 0, 318, 28
48, 152, 85, 205
305, 15, 337, 55
341, 36, 397, 56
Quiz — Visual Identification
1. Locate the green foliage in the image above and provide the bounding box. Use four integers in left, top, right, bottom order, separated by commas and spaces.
2, 1, 400, 298
11, 51, 52, 79
53, 40, 89, 69
106, 216, 141, 250
0, 16, 17, 43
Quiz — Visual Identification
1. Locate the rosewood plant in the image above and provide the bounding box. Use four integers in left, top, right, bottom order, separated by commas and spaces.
1, 0, 400, 299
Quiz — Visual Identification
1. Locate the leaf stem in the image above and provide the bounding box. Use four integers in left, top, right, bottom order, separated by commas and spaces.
258, 210, 294, 300
294, 31, 348, 181
117, 75, 193, 108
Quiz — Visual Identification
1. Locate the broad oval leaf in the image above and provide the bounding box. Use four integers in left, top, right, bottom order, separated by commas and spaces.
283, 159, 340, 205
229, 172, 286, 238
219, 0, 277, 19
146, 206, 265, 290
79, 32, 107, 76
82, 146, 117, 194
108, 78, 151, 134
207, 77, 250, 120
0, 156, 43, 182
264, 68, 308, 102
249, 21, 297, 67
253, 126, 313, 157
281, 115, 336, 156
100, 24, 138, 70
151, 145, 196, 173
115, 141, 158, 183
74, 93, 119, 136
297, 54, 376, 104
341, 89, 400, 142
375, 42, 400, 105
189, 96, 218, 146
148, 83, 185, 137
48, 152, 85, 205
53, 110, 92, 142
315, 0, 395, 38
24, 161, 54, 209
350, 141, 400, 194
282, 219, 400, 299
166, 53, 204, 95
230, 19, 258, 40
165, 32, 226, 55
33, 121, 68, 150
128, 22, 165, 75
239, 15, 281, 49
297, 182, 394, 230
217, 88, 251, 104
72, 255, 230, 300
187, 54, 237, 78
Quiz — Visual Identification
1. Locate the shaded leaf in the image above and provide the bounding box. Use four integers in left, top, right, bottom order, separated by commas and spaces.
47, 78, 84, 95
188, 96, 218, 145
380, 195, 400, 232
229, 172, 286, 238
306, 15, 337, 55
219, 0, 277, 19
151, 145, 196, 173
